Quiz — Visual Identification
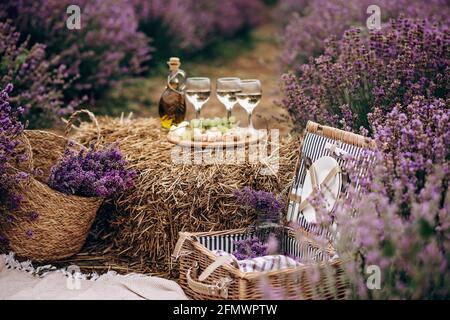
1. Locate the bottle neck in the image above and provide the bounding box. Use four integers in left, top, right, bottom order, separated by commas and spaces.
167, 69, 185, 93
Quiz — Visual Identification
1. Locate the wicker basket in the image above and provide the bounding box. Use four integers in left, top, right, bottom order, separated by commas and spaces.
0, 110, 103, 262
173, 121, 375, 300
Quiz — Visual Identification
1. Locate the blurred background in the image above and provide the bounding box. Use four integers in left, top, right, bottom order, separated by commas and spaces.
0, 0, 448, 133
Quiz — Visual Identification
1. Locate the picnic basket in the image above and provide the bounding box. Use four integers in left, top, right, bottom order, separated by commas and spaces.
0, 110, 103, 262
172, 121, 375, 300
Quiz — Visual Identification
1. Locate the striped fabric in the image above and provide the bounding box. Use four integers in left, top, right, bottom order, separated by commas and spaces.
197, 232, 250, 253
197, 230, 329, 265
213, 250, 301, 273
287, 132, 366, 238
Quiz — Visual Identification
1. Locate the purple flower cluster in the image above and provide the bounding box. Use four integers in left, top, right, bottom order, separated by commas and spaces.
233, 236, 268, 260
0, 21, 76, 127
234, 186, 284, 222
281, 17, 449, 132
321, 95, 449, 298
48, 143, 136, 198
370, 97, 450, 201
1, 0, 152, 103
133, 0, 265, 51
334, 162, 450, 299
0, 83, 28, 245
280, 0, 450, 69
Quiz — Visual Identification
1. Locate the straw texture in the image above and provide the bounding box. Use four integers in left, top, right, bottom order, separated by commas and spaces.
71, 116, 299, 275
175, 122, 373, 299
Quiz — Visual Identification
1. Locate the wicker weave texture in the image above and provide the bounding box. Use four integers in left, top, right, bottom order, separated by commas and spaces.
0, 129, 102, 262
176, 121, 373, 300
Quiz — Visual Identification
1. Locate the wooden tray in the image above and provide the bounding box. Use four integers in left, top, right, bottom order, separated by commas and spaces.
167, 130, 266, 148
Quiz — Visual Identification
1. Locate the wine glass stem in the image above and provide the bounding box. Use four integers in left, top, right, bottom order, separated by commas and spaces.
195, 108, 200, 119
248, 112, 253, 129
227, 109, 232, 120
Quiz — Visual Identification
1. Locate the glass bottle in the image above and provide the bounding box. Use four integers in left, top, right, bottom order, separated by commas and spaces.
158, 57, 186, 129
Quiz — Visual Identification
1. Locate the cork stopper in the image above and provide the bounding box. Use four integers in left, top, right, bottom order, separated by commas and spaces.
168, 57, 181, 71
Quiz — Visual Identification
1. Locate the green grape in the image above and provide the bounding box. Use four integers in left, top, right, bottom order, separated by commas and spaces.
190, 119, 200, 128
218, 126, 228, 134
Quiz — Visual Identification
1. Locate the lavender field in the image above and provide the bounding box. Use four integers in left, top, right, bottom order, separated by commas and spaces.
0, 0, 449, 301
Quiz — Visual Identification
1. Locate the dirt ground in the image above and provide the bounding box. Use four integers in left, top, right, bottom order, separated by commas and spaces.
107, 23, 293, 136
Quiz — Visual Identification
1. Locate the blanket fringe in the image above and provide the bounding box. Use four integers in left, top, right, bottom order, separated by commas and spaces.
1, 252, 150, 281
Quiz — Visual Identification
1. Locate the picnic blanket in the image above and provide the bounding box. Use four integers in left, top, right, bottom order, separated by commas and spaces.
0, 254, 188, 300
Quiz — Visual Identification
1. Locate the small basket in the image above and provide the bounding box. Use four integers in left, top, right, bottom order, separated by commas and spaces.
173, 121, 375, 300
0, 110, 104, 262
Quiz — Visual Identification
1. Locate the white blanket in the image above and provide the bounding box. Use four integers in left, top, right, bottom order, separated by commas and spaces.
0, 253, 188, 300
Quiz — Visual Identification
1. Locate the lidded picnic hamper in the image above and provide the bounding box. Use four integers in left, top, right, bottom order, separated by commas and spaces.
0, 110, 103, 262
173, 121, 375, 300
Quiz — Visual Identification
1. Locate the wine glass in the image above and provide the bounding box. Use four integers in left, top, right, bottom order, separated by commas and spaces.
185, 77, 211, 119
236, 79, 262, 130
216, 77, 240, 119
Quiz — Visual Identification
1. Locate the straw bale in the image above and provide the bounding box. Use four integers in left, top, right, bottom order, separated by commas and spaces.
71, 116, 299, 275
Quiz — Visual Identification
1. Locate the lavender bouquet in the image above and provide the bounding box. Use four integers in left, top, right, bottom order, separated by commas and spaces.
48, 143, 136, 198
234, 186, 284, 224
232, 187, 285, 260
233, 236, 268, 261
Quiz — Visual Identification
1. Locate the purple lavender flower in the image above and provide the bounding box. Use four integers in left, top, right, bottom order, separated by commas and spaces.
26, 229, 33, 238
0, 234, 10, 246
0, 84, 27, 231
133, 0, 264, 52
233, 236, 268, 260
0, 21, 77, 127
48, 143, 136, 198
1, 0, 152, 105
280, 0, 450, 69
234, 187, 284, 222
281, 17, 449, 132
29, 212, 39, 221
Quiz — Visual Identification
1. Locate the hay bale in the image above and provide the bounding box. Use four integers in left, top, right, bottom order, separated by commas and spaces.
72, 116, 299, 275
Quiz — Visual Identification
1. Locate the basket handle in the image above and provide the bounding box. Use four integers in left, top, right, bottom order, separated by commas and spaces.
64, 109, 101, 146
186, 261, 233, 299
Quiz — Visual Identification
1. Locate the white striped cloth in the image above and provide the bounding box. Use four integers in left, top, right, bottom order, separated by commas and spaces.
213, 250, 302, 273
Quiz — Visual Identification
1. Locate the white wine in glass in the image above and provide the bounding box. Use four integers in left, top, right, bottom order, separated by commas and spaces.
185, 77, 211, 119
237, 79, 262, 129
216, 77, 240, 119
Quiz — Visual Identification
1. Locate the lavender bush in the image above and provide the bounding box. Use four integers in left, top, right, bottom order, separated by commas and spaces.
280, 0, 450, 69
281, 17, 449, 132
370, 97, 450, 201
1, 0, 152, 103
334, 163, 450, 299
0, 21, 75, 127
0, 83, 28, 245
307, 95, 450, 299
133, 0, 265, 53
48, 143, 136, 198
